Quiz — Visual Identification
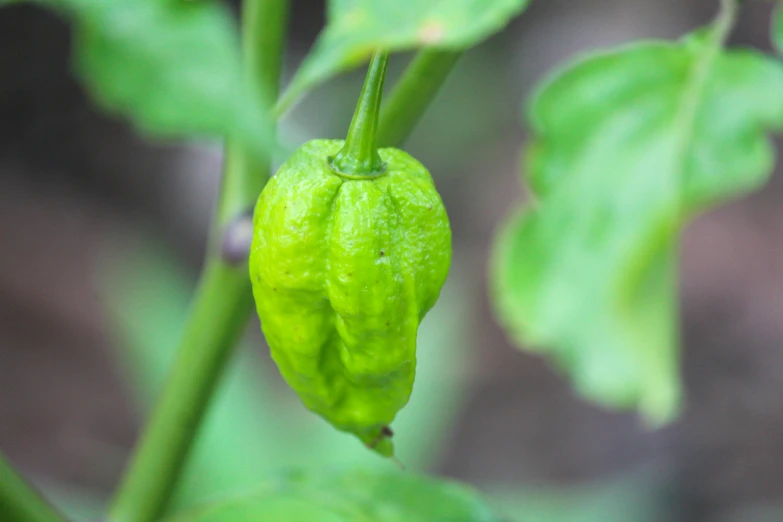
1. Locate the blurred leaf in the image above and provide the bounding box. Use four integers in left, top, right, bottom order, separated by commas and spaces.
279, 0, 530, 110
165, 468, 503, 522
490, 467, 670, 522
491, 30, 783, 421
26, 0, 272, 154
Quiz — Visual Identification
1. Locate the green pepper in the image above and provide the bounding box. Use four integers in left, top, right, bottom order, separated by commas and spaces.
249, 51, 451, 456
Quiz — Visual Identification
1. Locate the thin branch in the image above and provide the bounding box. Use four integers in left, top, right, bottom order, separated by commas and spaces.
107, 1, 290, 521
378, 50, 462, 148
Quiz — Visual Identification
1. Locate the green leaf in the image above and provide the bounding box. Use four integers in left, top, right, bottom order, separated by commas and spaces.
164, 468, 503, 522
491, 26, 783, 421
278, 0, 530, 111
30, 0, 272, 153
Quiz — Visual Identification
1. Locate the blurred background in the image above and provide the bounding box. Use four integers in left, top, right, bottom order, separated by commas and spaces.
2, 0, 783, 520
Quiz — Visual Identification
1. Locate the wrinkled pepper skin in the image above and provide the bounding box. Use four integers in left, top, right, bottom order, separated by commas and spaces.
249, 139, 451, 456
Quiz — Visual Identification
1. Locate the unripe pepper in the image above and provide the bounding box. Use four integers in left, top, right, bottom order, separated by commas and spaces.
249, 51, 451, 456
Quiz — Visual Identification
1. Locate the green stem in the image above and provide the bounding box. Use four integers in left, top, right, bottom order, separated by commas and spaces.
377, 50, 462, 148
110, 263, 253, 522
0, 452, 67, 522
219, 0, 290, 224
331, 50, 390, 177
108, 1, 289, 521
715, 0, 738, 44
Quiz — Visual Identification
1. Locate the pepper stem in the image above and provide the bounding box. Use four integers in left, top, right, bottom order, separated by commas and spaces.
331, 50, 390, 177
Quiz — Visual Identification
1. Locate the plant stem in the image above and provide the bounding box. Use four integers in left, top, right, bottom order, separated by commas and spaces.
377, 50, 462, 148
108, 1, 289, 521
219, 0, 290, 225
715, 0, 739, 45
331, 50, 390, 177
0, 452, 67, 522
109, 263, 253, 522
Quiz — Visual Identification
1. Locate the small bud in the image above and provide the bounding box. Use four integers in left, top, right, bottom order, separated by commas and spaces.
221, 210, 254, 265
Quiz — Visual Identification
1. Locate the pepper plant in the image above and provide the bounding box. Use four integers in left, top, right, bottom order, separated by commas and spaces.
1, 0, 782, 521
